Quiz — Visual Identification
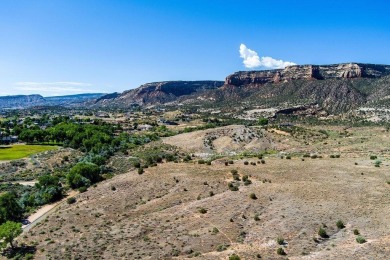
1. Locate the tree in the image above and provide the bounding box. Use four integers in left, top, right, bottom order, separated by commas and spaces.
67, 162, 100, 188
0, 221, 22, 249
0, 193, 23, 224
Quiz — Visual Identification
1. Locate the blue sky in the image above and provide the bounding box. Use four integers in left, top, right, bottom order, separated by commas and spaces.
0, 0, 389, 96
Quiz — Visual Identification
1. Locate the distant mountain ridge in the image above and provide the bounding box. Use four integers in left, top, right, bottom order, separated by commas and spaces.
4, 63, 390, 114
95, 63, 390, 114
0, 93, 106, 109
95, 81, 224, 107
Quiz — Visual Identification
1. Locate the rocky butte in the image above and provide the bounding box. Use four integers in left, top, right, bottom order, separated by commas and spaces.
225, 63, 390, 86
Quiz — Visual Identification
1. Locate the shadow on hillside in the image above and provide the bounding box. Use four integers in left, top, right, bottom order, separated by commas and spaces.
1, 244, 36, 259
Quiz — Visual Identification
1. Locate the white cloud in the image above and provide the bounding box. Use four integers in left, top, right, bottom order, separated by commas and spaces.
239, 44, 296, 69
13, 81, 98, 96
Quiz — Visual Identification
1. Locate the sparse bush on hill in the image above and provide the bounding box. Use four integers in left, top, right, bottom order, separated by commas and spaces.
198, 208, 207, 214
78, 186, 87, 193
356, 235, 366, 244
228, 182, 239, 191
318, 227, 328, 238
216, 244, 229, 251
336, 220, 345, 229
277, 247, 286, 255
276, 237, 285, 245
229, 254, 241, 260
374, 160, 381, 167
249, 193, 257, 200
370, 155, 377, 160
67, 197, 76, 204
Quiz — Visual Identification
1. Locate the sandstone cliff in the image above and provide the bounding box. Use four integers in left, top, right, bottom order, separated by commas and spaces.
225, 63, 390, 86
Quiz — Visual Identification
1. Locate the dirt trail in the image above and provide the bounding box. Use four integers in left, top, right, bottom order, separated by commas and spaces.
22, 190, 78, 232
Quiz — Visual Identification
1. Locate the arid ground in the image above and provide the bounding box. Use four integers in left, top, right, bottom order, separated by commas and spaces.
20, 125, 390, 259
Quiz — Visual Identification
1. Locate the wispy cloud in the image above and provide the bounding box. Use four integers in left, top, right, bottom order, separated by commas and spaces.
239, 44, 296, 69
14, 81, 97, 96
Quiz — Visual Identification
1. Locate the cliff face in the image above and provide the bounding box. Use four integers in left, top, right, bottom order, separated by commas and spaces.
94, 63, 390, 114
97, 81, 224, 106
225, 63, 390, 86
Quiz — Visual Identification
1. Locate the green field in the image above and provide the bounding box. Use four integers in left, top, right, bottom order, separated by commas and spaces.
0, 145, 58, 160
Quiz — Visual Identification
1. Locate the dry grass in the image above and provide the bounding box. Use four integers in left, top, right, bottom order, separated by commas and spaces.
21, 154, 390, 259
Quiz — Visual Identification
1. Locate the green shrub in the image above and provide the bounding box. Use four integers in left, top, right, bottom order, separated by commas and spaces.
229, 160, 234, 164
277, 247, 286, 255
225, 161, 229, 166
229, 254, 241, 260
374, 160, 382, 167
66, 162, 100, 188
216, 243, 229, 251
249, 193, 257, 200
132, 161, 141, 168
353, 229, 360, 235
231, 169, 238, 175
244, 179, 252, 186
228, 182, 239, 191
356, 236, 366, 244
286, 155, 291, 159
261, 159, 265, 164
198, 160, 205, 164
318, 227, 328, 238
370, 155, 377, 160
198, 208, 207, 214
254, 214, 260, 221
244, 161, 249, 165
212, 227, 219, 234
276, 237, 285, 245
336, 220, 345, 229
67, 197, 76, 204
138, 167, 144, 175
78, 186, 87, 193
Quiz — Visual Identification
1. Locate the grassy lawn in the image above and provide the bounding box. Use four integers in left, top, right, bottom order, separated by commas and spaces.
0, 144, 58, 160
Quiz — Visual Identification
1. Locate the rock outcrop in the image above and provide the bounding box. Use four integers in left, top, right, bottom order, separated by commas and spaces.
225, 63, 390, 86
